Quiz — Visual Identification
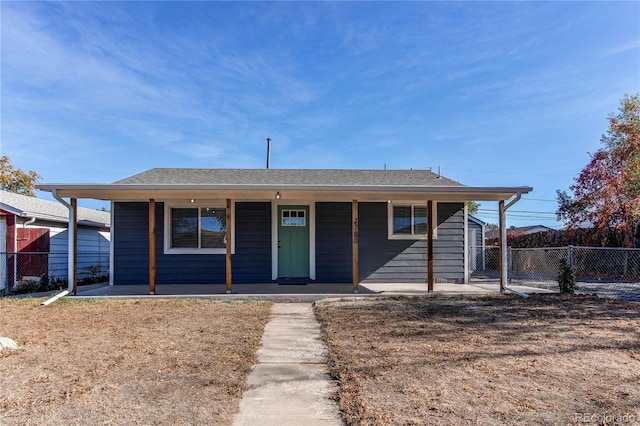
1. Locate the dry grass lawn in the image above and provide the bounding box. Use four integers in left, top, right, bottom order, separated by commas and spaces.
0, 298, 271, 425
315, 295, 640, 425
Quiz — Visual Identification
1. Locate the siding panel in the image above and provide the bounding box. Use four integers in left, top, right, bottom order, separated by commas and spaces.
114, 200, 465, 285
359, 202, 465, 283
113, 202, 149, 284
154, 203, 225, 284
233, 202, 272, 283
114, 201, 272, 285
434, 202, 465, 281
316, 202, 352, 282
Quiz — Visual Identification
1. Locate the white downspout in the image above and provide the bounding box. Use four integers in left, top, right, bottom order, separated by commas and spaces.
41, 290, 70, 306
481, 221, 486, 270
23, 216, 36, 228
500, 192, 528, 298
52, 189, 75, 293
463, 203, 469, 284
109, 201, 114, 286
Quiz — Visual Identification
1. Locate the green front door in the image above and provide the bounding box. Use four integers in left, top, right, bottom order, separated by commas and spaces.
278, 205, 310, 278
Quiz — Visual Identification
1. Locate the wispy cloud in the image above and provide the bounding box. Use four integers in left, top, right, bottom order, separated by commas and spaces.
2, 2, 329, 176
602, 40, 640, 58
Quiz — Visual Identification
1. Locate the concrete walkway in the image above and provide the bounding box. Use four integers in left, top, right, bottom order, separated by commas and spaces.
233, 303, 343, 426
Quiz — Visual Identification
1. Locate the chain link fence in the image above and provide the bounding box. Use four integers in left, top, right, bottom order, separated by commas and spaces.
1, 251, 109, 295
469, 246, 640, 302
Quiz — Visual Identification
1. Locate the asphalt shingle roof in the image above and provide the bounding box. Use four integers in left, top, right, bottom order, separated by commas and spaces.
115, 168, 464, 187
0, 191, 110, 227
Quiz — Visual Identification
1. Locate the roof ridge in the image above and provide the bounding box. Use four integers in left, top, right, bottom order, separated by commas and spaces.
129, 167, 440, 172
112, 168, 463, 187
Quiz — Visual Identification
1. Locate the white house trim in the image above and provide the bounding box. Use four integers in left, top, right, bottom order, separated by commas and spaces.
271, 200, 316, 281
110, 202, 115, 286
163, 200, 235, 255
387, 201, 438, 240
464, 203, 469, 283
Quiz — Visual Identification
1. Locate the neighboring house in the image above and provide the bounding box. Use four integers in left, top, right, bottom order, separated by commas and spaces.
486, 224, 554, 244
38, 168, 531, 292
0, 191, 110, 288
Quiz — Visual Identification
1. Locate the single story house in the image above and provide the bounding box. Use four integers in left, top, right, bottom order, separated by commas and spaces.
0, 190, 110, 290
37, 168, 531, 294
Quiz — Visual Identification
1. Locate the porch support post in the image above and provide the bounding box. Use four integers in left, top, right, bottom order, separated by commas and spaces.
226, 199, 232, 294
499, 199, 506, 293
352, 200, 359, 293
149, 199, 156, 295
427, 200, 434, 292
70, 198, 78, 295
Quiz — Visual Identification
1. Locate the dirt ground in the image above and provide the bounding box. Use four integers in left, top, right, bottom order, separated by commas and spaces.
315, 295, 640, 426
0, 298, 272, 425
3, 295, 639, 426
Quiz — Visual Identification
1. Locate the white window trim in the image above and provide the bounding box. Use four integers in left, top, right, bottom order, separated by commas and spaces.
387, 202, 438, 240
164, 201, 235, 255
281, 209, 307, 227
271, 201, 316, 281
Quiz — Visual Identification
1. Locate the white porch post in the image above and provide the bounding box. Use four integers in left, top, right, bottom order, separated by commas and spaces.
52, 190, 77, 294
499, 199, 507, 293
463, 203, 469, 284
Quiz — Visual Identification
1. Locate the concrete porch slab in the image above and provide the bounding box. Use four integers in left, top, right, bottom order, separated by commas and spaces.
14, 280, 557, 302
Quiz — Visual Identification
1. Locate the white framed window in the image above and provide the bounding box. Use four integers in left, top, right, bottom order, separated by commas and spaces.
281, 209, 306, 226
164, 203, 233, 254
387, 203, 437, 240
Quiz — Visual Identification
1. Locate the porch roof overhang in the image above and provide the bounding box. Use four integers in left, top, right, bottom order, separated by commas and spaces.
37, 183, 532, 203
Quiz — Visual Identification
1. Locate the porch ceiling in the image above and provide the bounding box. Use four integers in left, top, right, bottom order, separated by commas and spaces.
37, 183, 532, 202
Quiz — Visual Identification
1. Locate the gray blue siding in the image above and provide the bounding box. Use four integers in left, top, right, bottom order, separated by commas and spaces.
154, 203, 225, 284
316, 202, 352, 282
113, 202, 225, 284
114, 202, 271, 284
233, 202, 272, 283
359, 202, 465, 283
113, 200, 465, 285
113, 202, 149, 284
434, 203, 465, 282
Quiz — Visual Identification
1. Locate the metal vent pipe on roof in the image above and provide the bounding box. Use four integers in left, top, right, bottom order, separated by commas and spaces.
266, 138, 271, 169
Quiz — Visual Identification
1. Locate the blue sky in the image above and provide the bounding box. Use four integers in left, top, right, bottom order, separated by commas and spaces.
2, 1, 639, 227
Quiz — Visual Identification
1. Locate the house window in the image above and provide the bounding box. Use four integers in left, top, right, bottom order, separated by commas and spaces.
388, 203, 436, 240
282, 209, 306, 226
165, 204, 229, 254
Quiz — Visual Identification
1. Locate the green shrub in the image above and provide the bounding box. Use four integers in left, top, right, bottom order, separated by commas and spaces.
557, 258, 577, 294
11, 275, 66, 294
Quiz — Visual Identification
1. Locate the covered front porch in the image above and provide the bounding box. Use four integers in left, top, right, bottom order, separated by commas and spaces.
37, 168, 533, 297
